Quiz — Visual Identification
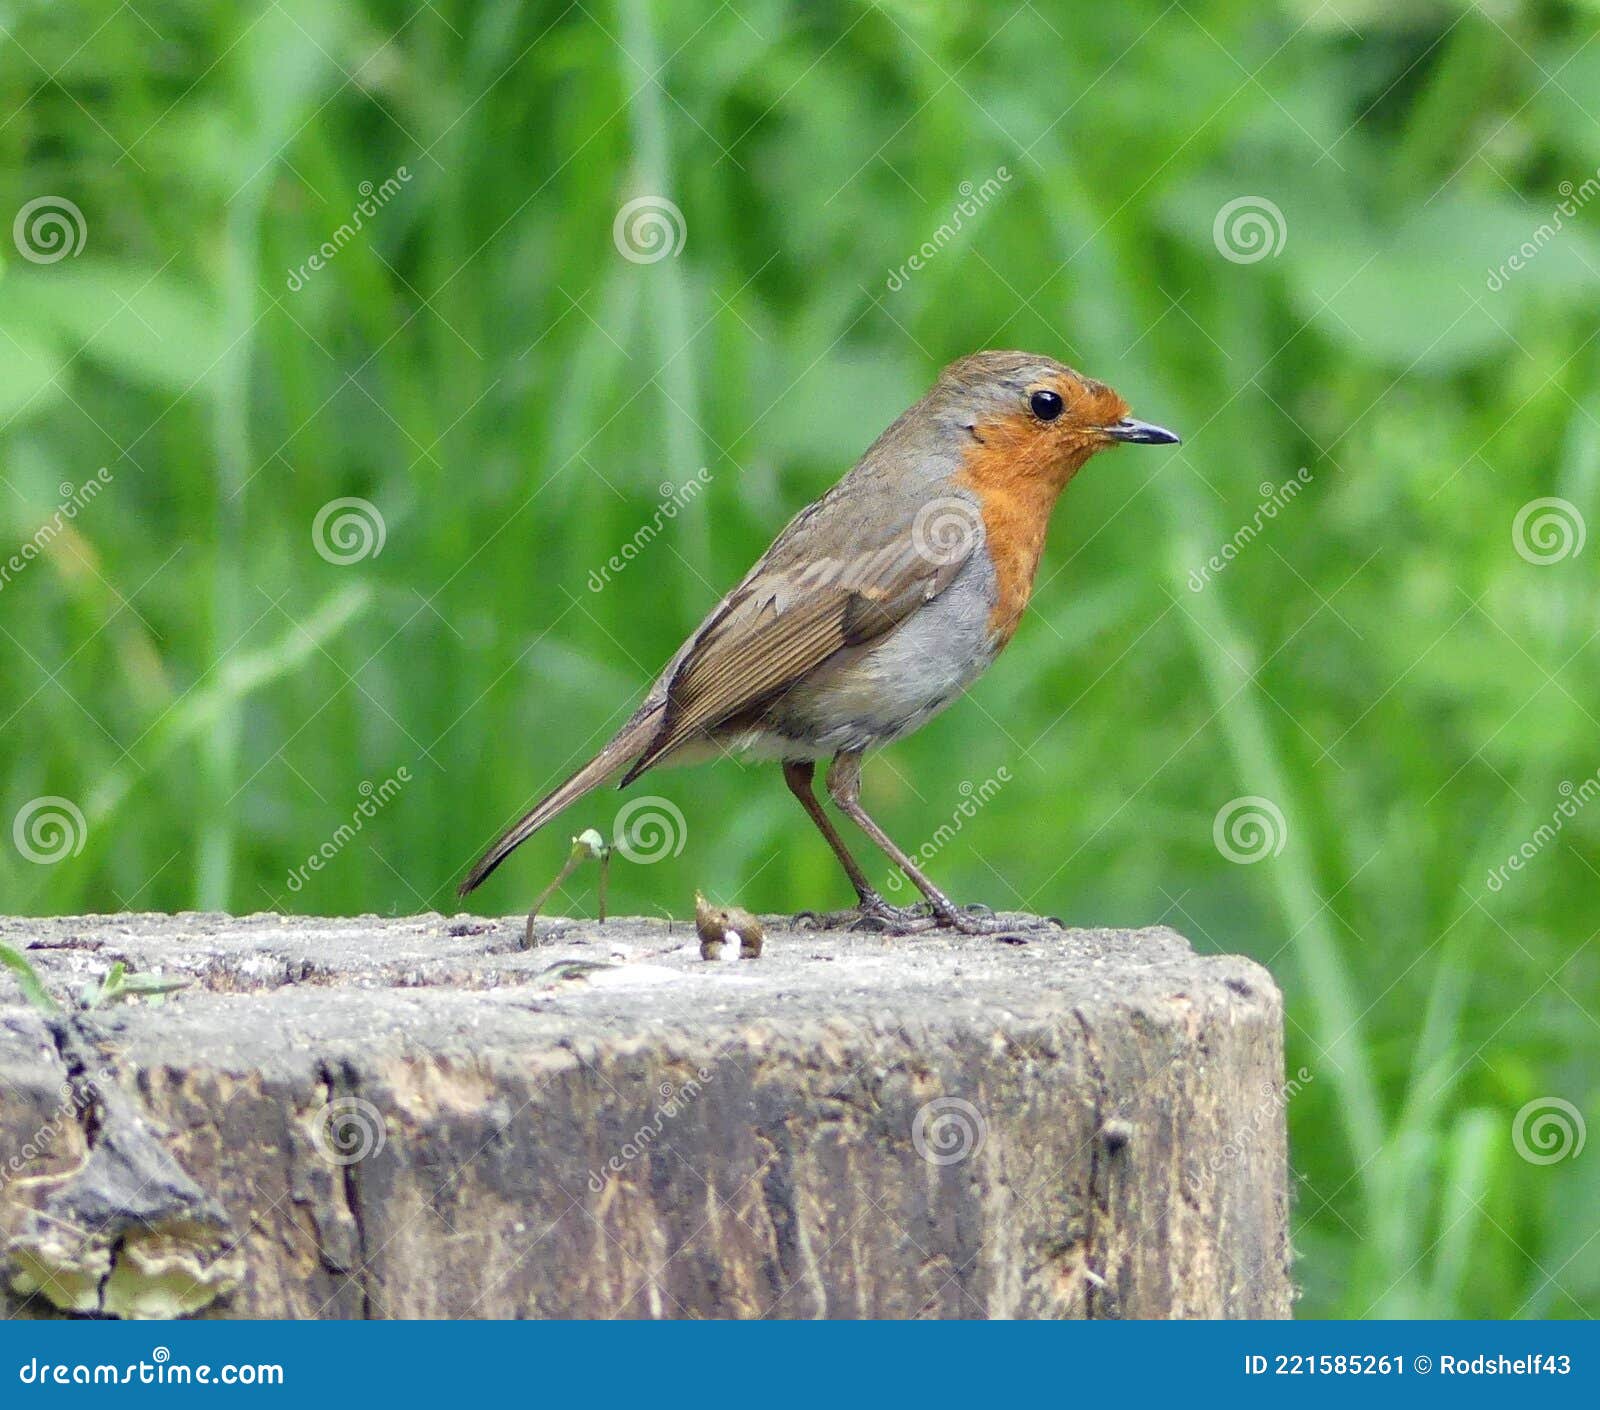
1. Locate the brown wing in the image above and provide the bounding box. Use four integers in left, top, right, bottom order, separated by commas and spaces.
620, 493, 976, 781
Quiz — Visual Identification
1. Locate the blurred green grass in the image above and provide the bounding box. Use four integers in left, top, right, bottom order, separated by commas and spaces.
2, 0, 1597, 1317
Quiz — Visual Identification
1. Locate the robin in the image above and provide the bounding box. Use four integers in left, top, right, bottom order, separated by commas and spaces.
459, 350, 1179, 932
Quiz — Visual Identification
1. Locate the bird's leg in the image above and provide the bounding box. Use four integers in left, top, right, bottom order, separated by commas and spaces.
825, 752, 1038, 936
782, 760, 929, 931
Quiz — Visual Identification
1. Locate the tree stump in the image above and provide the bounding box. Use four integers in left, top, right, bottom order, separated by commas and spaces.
0, 912, 1291, 1319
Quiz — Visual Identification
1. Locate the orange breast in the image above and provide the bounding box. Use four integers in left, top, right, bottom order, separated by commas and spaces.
955, 422, 1075, 648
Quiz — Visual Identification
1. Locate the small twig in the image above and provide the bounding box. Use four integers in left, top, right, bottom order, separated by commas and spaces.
6, 1153, 92, 1193
522, 828, 612, 949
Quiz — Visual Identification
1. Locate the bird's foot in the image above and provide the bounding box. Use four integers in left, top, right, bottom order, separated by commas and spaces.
928, 902, 1062, 937
792, 897, 937, 934
792, 899, 1060, 938
853, 896, 938, 934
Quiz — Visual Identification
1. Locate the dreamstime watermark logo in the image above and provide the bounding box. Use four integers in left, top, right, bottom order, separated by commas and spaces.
0, 469, 114, 594
886, 767, 1012, 893
911, 495, 982, 567
12, 796, 87, 865
1512, 497, 1585, 565
311, 1096, 386, 1166
911, 1096, 987, 1166
285, 167, 412, 291
1187, 469, 1312, 591
12, 196, 87, 263
1486, 167, 1600, 291
312, 497, 386, 564
1485, 769, 1600, 894
1212, 796, 1287, 864
285, 767, 411, 893
585, 1067, 715, 1191
1, 1070, 111, 1190
1511, 1097, 1585, 1165
1212, 196, 1287, 264
17, 1350, 283, 1387
612, 195, 686, 264
885, 167, 1012, 291
587, 469, 713, 592
760, 532, 963, 609
613, 796, 687, 863
1187, 1065, 1312, 1196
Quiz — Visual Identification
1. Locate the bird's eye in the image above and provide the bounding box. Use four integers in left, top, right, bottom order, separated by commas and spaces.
1030, 389, 1064, 422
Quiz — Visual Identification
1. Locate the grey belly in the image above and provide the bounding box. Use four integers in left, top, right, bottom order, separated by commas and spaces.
749, 552, 1002, 758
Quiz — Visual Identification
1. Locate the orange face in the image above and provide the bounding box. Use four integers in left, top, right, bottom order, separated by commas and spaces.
970, 369, 1178, 488
954, 362, 1180, 645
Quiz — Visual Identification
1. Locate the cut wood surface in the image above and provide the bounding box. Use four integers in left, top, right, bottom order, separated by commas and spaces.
0, 912, 1291, 1319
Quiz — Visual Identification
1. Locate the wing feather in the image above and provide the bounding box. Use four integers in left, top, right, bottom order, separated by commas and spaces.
621, 501, 975, 780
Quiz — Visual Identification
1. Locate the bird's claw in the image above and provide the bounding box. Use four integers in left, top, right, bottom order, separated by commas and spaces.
793, 899, 1059, 939
852, 898, 937, 934
791, 898, 935, 934
929, 903, 1061, 937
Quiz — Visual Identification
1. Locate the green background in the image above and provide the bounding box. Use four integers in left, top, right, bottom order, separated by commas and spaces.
3, 0, 1597, 1317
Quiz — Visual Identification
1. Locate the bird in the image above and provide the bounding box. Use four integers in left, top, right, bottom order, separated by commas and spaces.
459, 350, 1179, 933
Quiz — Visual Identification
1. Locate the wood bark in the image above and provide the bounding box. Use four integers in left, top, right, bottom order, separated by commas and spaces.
0, 912, 1291, 1319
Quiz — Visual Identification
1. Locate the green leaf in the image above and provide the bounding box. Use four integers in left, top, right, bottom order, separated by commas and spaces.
1290, 197, 1600, 373
0, 323, 67, 425
6, 262, 221, 395
80, 961, 125, 1010
0, 942, 60, 1014
117, 972, 191, 997
82, 960, 190, 1009
1428, 1108, 1501, 1314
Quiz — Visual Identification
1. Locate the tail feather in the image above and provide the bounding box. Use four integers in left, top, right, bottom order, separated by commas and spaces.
457, 705, 662, 897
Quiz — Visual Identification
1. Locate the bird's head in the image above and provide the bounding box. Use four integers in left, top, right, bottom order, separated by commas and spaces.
934, 350, 1179, 489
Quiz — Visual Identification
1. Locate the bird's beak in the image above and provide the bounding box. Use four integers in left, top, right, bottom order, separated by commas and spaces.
1103, 416, 1181, 446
